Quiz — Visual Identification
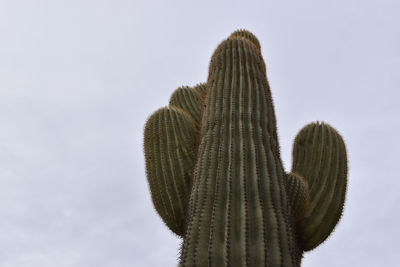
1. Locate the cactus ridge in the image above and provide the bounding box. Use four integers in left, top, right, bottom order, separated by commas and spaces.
291, 122, 347, 251
143, 106, 197, 236
180, 37, 300, 267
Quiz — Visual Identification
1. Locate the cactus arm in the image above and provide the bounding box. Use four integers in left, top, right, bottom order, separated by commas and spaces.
169, 86, 204, 133
290, 122, 348, 251
143, 106, 197, 236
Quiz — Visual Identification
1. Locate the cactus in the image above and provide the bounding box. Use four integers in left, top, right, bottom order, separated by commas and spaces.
143, 30, 348, 266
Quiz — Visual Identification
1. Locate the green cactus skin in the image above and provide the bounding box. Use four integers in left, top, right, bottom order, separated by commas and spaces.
169, 86, 203, 133
143, 106, 197, 236
143, 29, 348, 266
192, 83, 207, 101
286, 173, 310, 222
230, 29, 261, 50
229, 29, 266, 75
180, 37, 301, 266
291, 122, 348, 251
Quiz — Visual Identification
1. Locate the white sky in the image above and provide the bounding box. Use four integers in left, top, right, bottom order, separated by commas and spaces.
1, 0, 399, 266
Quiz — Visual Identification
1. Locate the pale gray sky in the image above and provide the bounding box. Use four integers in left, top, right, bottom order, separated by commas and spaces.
1, 0, 399, 266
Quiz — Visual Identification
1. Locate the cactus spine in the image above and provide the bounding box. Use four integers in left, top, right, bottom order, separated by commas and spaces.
143, 30, 348, 266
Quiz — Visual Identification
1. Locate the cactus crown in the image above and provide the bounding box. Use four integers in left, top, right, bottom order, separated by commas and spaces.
230, 29, 261, 50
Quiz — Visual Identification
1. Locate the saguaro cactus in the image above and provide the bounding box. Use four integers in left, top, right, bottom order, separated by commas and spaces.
143, 29, 348, 266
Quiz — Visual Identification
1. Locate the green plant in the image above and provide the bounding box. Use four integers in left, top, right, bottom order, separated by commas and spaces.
143, 29, 348, 266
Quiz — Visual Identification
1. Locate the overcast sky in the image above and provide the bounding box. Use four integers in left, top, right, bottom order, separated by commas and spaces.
1, 0, 399, 266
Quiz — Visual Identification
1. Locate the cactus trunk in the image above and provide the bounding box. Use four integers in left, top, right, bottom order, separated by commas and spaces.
180, 38, 302, 266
